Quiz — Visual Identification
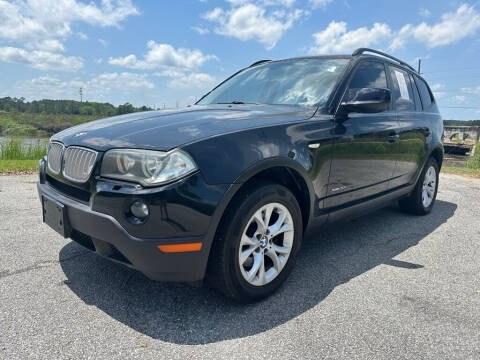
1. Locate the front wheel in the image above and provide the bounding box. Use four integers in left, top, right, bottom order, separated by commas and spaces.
399, 157, 439, 215
207, 183, 303, 302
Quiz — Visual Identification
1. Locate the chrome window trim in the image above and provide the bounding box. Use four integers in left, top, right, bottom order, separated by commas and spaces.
61, 146, 98, 183
47, 141, 65, 175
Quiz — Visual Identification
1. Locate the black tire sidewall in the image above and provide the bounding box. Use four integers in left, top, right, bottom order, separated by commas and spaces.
222, 184, 303, 301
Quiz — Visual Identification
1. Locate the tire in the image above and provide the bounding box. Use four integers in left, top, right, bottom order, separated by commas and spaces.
207, 182, 303, 302
399, 157, 439, 215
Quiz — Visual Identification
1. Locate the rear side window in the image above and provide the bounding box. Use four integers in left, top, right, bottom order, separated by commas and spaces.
388, 66, 415, 112
349, 61, 387, 89
415, 76, 434, 109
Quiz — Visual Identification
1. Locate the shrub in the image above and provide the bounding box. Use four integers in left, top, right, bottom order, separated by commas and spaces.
466, 143, 480, 170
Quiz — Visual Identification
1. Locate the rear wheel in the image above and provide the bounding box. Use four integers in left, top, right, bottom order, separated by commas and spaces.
399, 157, 439, 215
207, 183, 303, 302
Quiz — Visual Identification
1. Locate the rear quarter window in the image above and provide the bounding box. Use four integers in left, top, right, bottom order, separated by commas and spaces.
409, 73, 423, 112
414, 76, 434, 110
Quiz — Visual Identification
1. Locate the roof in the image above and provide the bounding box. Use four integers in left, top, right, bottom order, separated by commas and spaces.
250, 48, 418, 75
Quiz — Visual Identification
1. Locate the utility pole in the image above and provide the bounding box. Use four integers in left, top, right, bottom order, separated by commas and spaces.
417, 59, 422, 74
79, 87, 83, 102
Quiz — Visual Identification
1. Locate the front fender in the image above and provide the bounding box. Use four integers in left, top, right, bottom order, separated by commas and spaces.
195, 156, 316, 281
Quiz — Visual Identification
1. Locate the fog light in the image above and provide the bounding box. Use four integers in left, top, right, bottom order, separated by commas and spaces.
131, 201, 149, 219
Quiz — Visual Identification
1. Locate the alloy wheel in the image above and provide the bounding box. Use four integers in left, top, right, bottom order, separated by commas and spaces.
422, 165, 436, 208
238, 202, 294, 286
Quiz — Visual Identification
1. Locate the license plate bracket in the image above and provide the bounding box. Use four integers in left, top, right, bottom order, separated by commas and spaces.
42, 196, 70, 238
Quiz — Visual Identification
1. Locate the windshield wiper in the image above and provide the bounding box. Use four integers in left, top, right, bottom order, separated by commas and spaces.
217, 101, 259, 105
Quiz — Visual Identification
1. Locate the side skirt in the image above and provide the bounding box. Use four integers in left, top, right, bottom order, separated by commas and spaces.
306, 183, 414, 234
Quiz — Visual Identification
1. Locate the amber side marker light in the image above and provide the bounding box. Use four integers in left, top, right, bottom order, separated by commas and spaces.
157, 242, 203, 253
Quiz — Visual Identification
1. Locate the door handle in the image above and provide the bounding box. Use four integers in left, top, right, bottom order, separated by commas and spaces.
388, 134, 400, 142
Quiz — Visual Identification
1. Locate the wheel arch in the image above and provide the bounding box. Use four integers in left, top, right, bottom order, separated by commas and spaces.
429, 146, 444, 169
199, 158, 315, 281
232, 158, 314, 229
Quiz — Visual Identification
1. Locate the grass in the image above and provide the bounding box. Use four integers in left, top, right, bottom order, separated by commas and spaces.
0, 111, 99, 137
0, 160, 39, 174
466, 143, 480, 170
0, 139, 46, 174
441, 166, 480, 178
0, 138, 47, 160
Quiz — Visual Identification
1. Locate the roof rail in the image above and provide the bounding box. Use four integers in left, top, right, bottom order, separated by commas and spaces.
249, 59, 271, 67
352, 48, 417, 73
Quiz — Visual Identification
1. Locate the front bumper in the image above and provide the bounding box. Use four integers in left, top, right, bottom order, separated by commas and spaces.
37, 159, 231, 282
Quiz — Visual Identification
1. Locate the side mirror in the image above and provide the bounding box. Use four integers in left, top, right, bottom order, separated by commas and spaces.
339, 88, 391, 114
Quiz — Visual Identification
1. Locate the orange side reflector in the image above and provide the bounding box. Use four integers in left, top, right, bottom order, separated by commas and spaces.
157, 242, 202, 253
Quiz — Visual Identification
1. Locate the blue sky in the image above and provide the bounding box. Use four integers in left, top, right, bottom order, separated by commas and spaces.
0, 0, 479, 119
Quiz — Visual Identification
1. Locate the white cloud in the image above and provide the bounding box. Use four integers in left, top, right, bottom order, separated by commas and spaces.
153, 69, 186, 78
168, 72, 216, 90
309, 21, 391, 54
431, 83, 444, 91
14, 72, 154, 101
14, 76, 85, 99
418, 8, 431, 18
203, 3, 306, 49
109, 41, 218, 70
431, 83, 446, 99
309, 4, 480, 55
227, 0, 296, 6
0, 46, 83, 71
98, 38, 108, 47
0, 0, 138, 71
309, 0, 333, 9
154, 69, 216, 90
452, 95, 467, 104
462, 86, 480, 95
391, 4, 480, 50
77, 32, 88, 40
31, 39, 65, 53
90, 72, 154, 90
410, 54, 430, 65
0, 0, 139, 44
192, 26, 210, 35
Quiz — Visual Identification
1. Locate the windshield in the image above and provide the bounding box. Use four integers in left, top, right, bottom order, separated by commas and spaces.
198, 58, 348, 107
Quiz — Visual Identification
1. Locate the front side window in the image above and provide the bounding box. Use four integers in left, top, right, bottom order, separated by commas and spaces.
197, 58, 348, 107
348, 61, 387, 89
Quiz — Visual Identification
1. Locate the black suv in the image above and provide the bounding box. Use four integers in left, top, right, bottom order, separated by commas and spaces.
38, 48, 443, 302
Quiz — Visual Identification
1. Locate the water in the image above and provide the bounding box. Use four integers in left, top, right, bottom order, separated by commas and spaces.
444, 154, 468, 168
0, 136, 49, 146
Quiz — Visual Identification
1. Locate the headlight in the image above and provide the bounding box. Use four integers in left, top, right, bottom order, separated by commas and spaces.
100, 148, 197, 186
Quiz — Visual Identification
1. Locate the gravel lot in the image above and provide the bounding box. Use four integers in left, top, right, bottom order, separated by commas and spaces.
1, 173, 479, 359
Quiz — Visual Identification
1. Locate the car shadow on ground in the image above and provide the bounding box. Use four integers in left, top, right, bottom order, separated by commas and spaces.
59, 200, 456, 345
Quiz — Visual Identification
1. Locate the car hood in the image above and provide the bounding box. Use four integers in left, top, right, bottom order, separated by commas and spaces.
52, 104, 316, 151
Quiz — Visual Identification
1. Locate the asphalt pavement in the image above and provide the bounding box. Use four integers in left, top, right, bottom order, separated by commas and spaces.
0, 173, 479, 359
